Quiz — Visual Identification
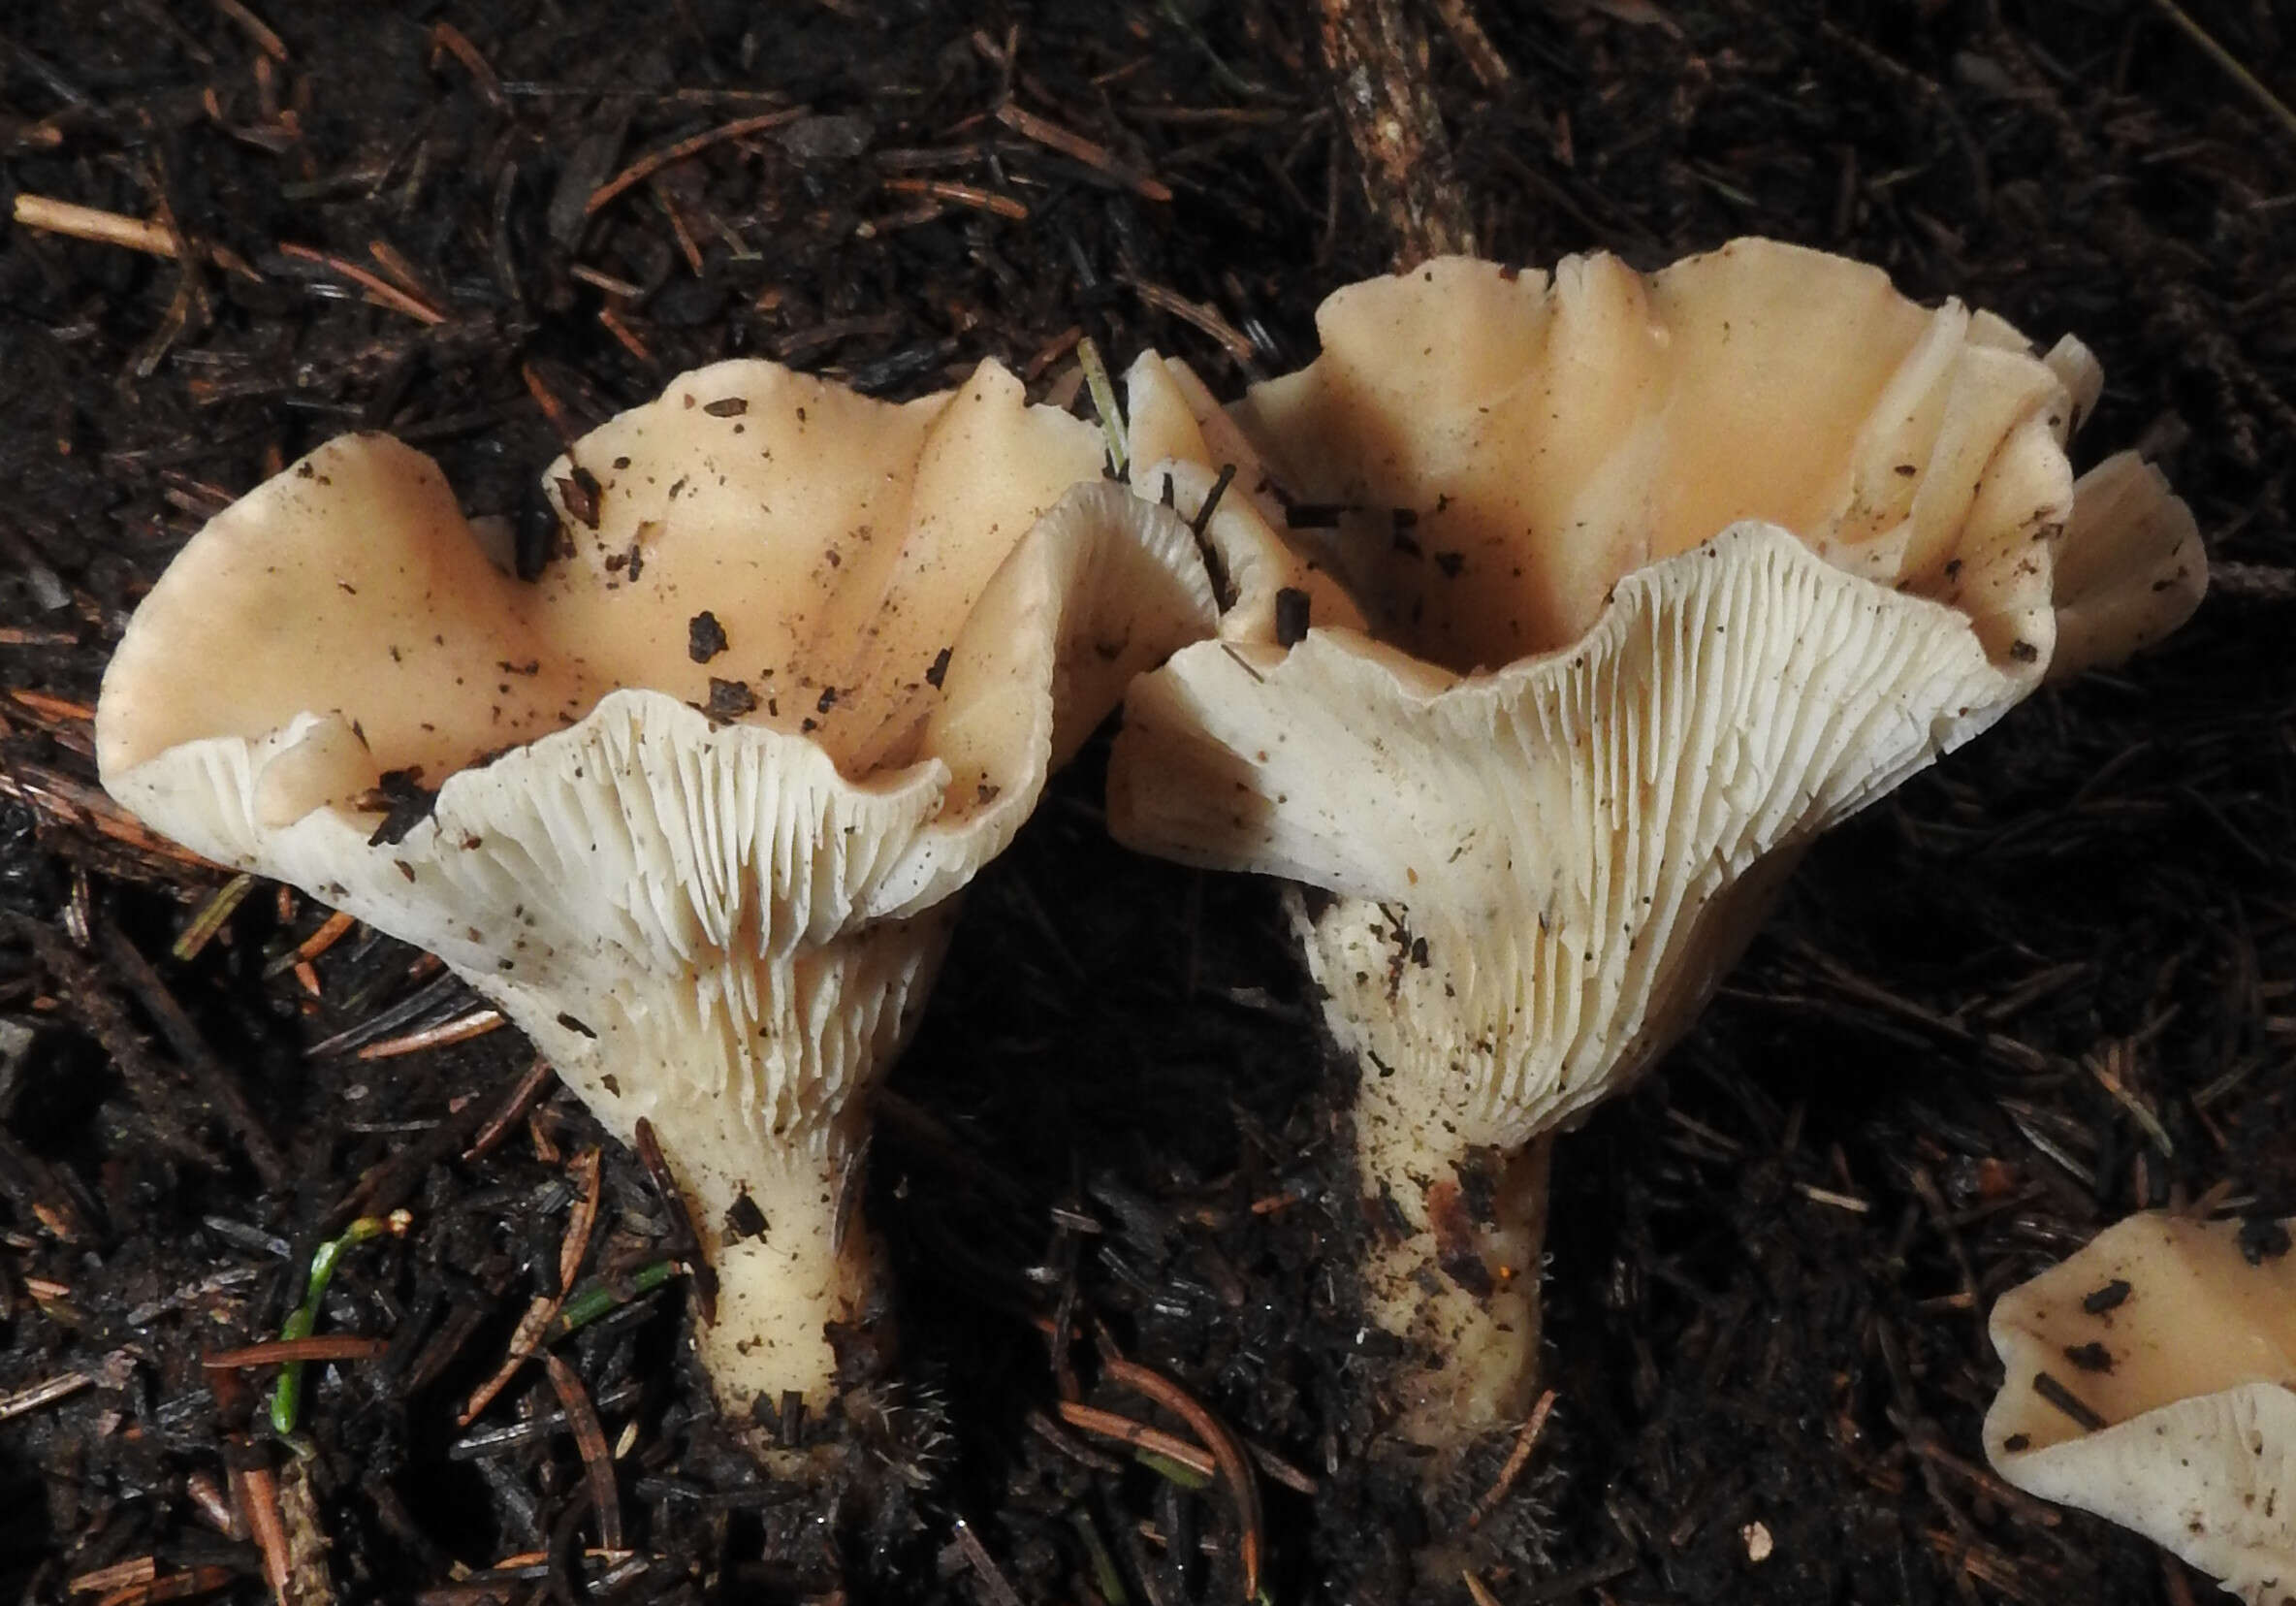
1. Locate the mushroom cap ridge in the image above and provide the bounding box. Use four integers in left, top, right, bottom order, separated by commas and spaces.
1114, 517, 2014, 1151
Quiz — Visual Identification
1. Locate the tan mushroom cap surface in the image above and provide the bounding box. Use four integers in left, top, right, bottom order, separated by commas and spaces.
1116, 239, 2203, 1153
1105, 239, 2205, 1443
1120, 351, 1369, 645
1985, 1213, 2296, 1604
1225, 242, 2199, 678
97, 357, 1218, 1415
101, 358, 1111, 810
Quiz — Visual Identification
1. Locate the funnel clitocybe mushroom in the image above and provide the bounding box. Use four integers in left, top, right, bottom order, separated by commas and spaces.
1986, 1211, 2296, 1604
95, 357, 1217, 1423
1105, 241, 2205, 1450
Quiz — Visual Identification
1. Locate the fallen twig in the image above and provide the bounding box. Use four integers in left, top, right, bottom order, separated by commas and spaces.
204, 1335, 389, 1368
1055, 1399, 1218, 1478
585, 109, 807, 216
1314, 0, 1476, 262
994, 103, 1171, 201
1469, 1389, 1557, 1527
11, 193, 260, 277
353, 1007, 503, 1060
0, 1367, 92, 1422
276, 241, 446, 324
543, 1353, 623, 1551
1104, 1357, 1264, 1598
98, 918, 291, 1189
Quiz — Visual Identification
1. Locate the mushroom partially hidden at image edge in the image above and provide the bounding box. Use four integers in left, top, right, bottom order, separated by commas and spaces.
95, 357, 1219, 1425
1986, 1211, 2296, 1604
1104, 239, 2207, 1454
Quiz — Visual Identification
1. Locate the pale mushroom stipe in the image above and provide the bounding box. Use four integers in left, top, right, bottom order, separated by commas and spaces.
1985, 1212, 2296, 1604
1103, 240, 2206, 1450
95, 356, 1219, 1424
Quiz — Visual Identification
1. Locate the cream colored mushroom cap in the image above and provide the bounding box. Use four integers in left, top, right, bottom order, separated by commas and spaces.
1120, 350, 1368, 644
96, 357, 1218, 1160
1225, 240, 2199, 676
1109, 240, 2204, 1151
1985, 1213, 2296, 1604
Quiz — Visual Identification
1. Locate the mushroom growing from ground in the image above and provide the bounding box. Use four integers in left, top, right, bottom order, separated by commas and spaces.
95, 357, 1218, 1424
1104, 241, 2206, 1452
1986, 1211, 2296, 1604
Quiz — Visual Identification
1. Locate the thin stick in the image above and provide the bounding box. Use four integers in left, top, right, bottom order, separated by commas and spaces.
558, 1147, 604, 1292
210, 0, 288, 60
232, 1461, 293, 1604
1315, 0, 1478, 262
569, 263, 642, 298
264, 909, 355, 977
2147, 0, 2296, 144
1055, 1400, 1218, 1478
549, 1261, 678, 1341
365, 239, 437, 305
1075, 337, 1128, 475
0, 767, 204, 868
276, 241, 446, 325
585, 109, 807, 216
65, 1556, 155, 1596
1104, 1357, 1264, 1598
949, 1519, 1025, 1606
205, 1335, 388, 1368
544, 1353, 623, 1551
1122, 277, 1258, 366
878, 177, 1029, 220
14, 195, 176, 256
463, 1057, 557, 1161
633, 1117, 716, 1322
993, 103, 1171, 201
1469, 1389, 1556, 1526
460, 1295, 557, 1425
353, 1007, 503, 1059
1427, 0, 1511, 87
172, 873, 258, 962
11, 194, 259, 278
5, 688, 94, 723
0, 1369, 91, 1422
1021, 324, 1083, 383
2030, 1371, 2109, 1432
427, 21, 507, 112
95, 919, 291, 1189
596, 305, 654, 365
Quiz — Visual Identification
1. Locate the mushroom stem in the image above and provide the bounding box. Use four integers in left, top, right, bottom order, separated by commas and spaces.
1355, 1099, 1551, 1450
667, 1121, 878, 1419
504, 898, 961, 1424
1287, 854, 1806, 1453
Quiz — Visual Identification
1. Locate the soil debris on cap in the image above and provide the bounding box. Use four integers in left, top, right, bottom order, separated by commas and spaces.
688, 610, 730, 663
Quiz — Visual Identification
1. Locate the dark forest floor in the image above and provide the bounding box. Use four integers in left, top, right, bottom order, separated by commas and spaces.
3, 2, 2294, 1603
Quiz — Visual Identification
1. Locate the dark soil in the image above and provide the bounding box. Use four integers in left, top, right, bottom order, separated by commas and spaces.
3, 2, 2293, 1603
